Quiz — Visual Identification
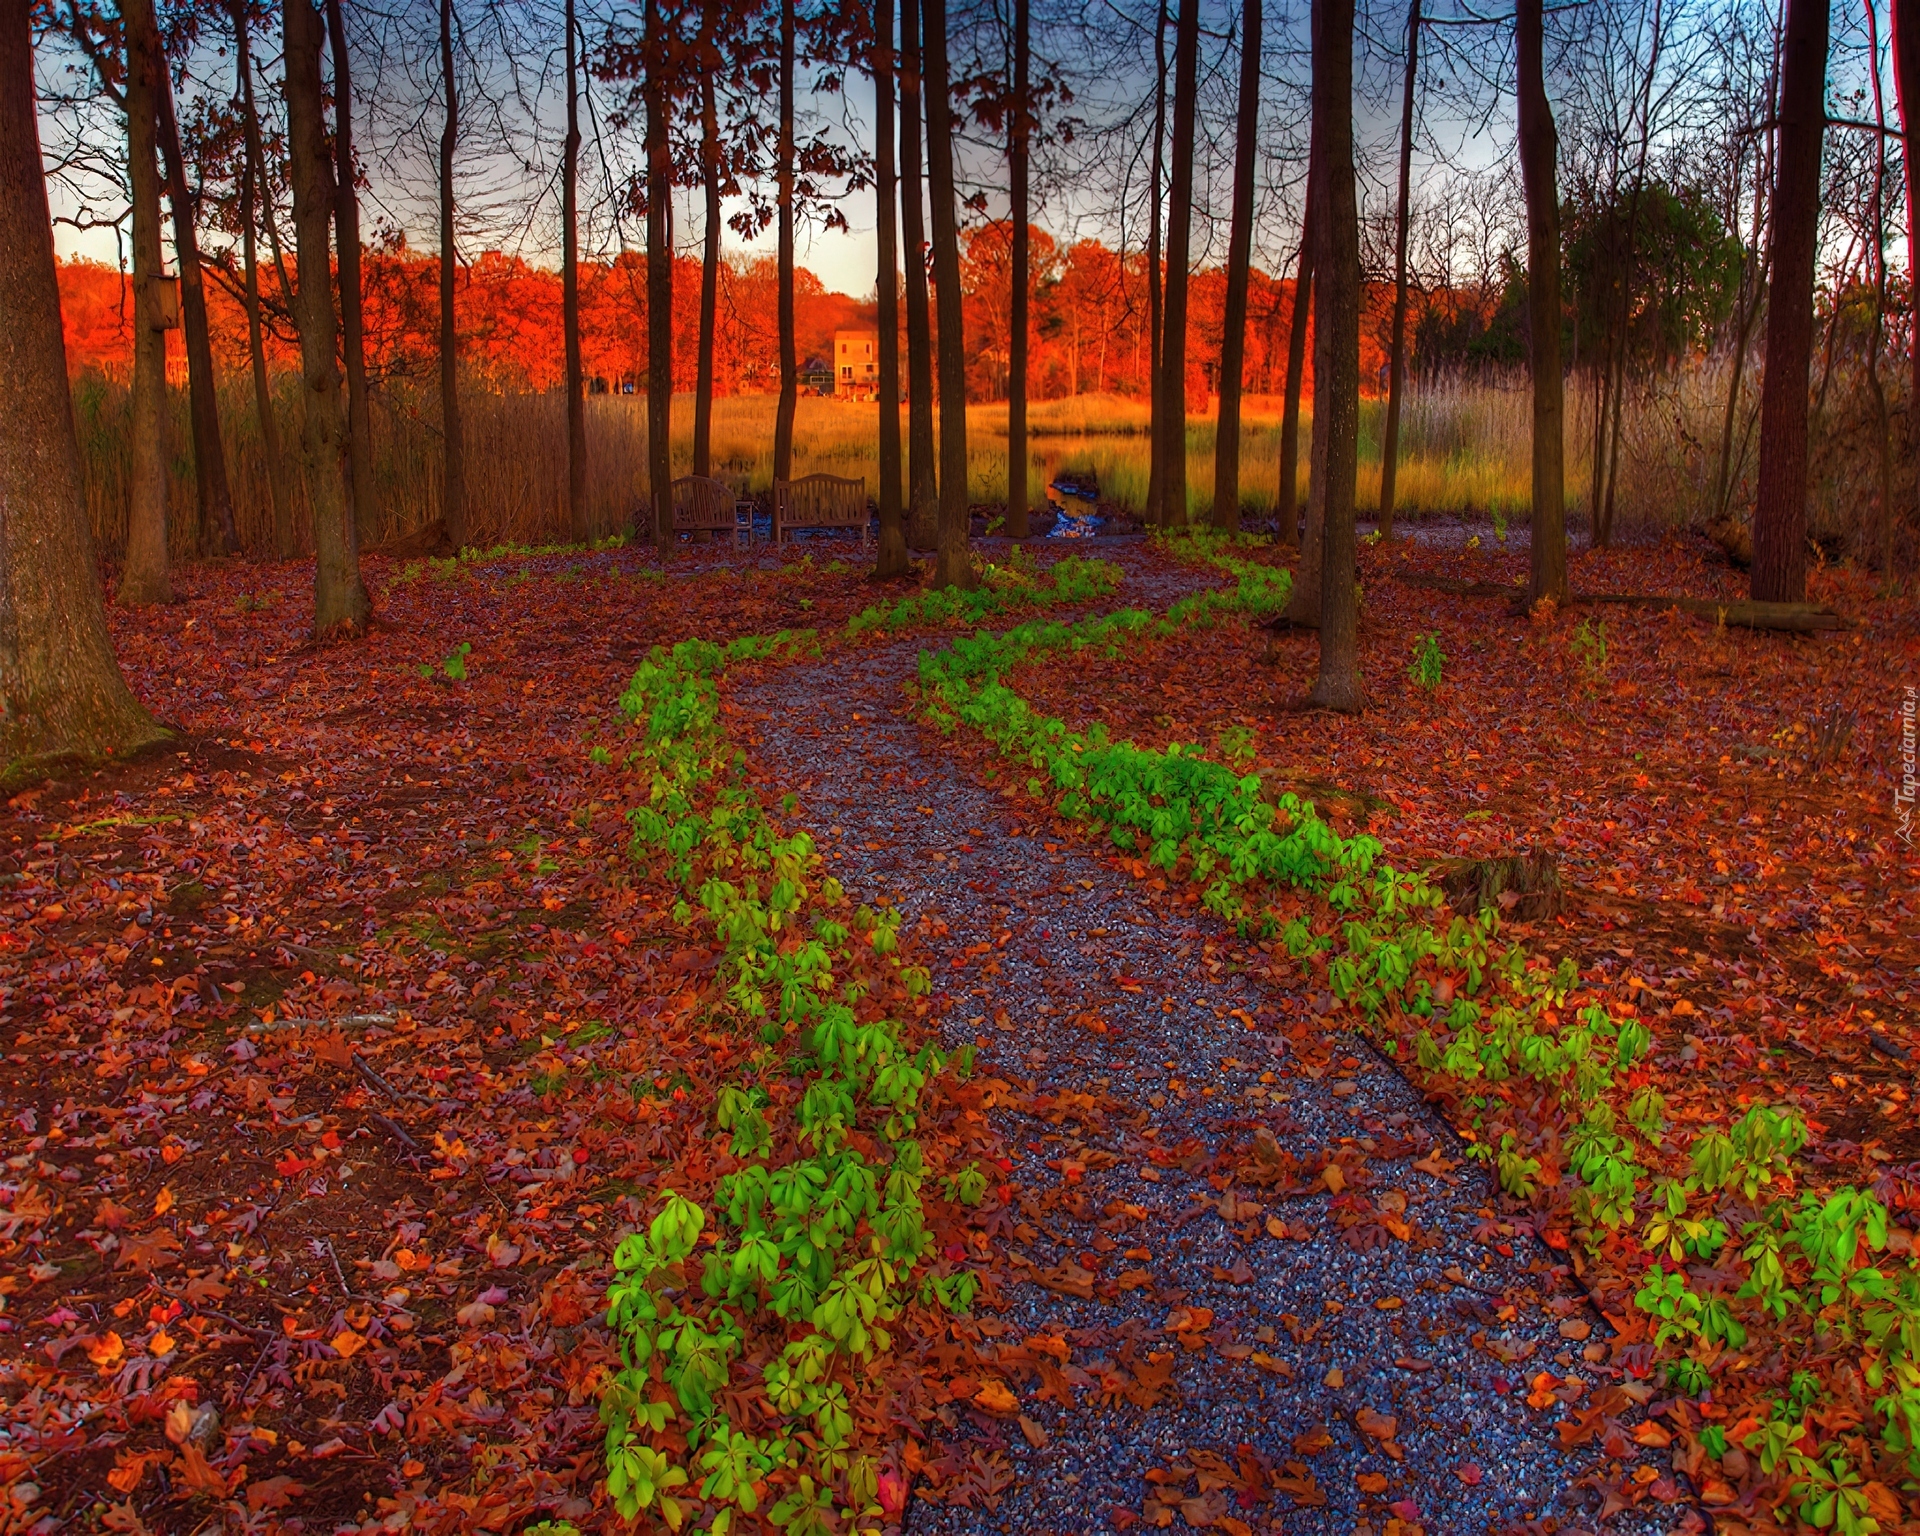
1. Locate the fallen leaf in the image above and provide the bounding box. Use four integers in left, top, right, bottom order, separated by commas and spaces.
1018, 1414, 1048, 1448
973, 1379, 1018, 1414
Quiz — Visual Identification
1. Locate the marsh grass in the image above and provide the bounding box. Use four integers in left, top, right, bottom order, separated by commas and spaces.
73, 363, 1906, 559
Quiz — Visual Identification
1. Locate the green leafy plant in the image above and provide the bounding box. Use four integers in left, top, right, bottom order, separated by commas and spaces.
1407, 632, 1444, 692
419, 640, 473, 682
1571, 617, 1608, 678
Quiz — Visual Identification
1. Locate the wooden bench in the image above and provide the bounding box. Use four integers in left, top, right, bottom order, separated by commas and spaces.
670, 475, 752, 547
773, 474, 870, 546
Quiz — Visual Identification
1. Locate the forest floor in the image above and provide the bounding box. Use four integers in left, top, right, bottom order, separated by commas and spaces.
0, 527, 1911, 1536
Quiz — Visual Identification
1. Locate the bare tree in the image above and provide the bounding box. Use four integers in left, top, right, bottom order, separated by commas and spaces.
901, 0, 937, 548
1518, 0, 1566, 604
1307, 0, 1361, 712
230, 0, 295, 557
1276, 161, 1316, 552
645, 0, 671, 548
154, 28, 240, 554
119, 0, 170, 606
438, 0, 466, 548
924, 0, 975, 587
774, 0, 798, 484
564, 0, 587, 538
1750, 0, 1829, 603
1212, 0, 1260, 534
1144, 0, 1166, 523
0, 0, 165, 774
325, 0, 377, 545
285, 0, 369, 633
874, 0, 910, 576
1892, 0, 1917, 546
691, 1, 718, 488
1376, 0, 1419, 540
1157, 0, 1198, 529
1006, 0, 1030, 538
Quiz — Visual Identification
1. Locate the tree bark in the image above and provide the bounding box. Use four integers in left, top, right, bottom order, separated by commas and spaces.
774, 0, 798, 485
325, 0, 377, 548
900, 0, 937, 549
1307, 0, 1361, 712
1517, 0, 1566, 605
646, 0, 672, 550
232, 0, 295, 557
1006, 0, 1030, 540
693, 7, 718, 486
1750, 0, 1829, 603
119, 0, 171, 606
923, 0, 974, 588
1276, 160, 1316, 550
438, 0, 466, 548
564, 0, 588, 538
0, 0, 165, 778
873, 0, 910, 577
1158, 0, 1198, 529
1377, 0, 1420, 539
1144, 0, 1167, 524
285, 0, 369, 634
153, 32, 239, 555
1211, 0, 1259, 534
1891, 0, 1917, 551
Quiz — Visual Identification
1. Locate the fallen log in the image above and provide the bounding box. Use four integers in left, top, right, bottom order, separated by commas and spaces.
1579, 593, 1850, 631
1389, 571, 1850, 631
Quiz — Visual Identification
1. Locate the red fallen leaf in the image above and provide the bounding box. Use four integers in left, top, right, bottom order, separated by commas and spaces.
275, 1154, 310, 1177
95, 1198, 133, 1231
246, 1476, 306, 1513
1455, 1462, 1484, 1485
116, 1229, 182, 1273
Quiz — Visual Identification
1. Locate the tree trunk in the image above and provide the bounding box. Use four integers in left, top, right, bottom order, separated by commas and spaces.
923, 0, 974, 588
646, 0, 672, 550
285, 0, 369, 635
1307, 0, 1361, 712
1211, 0, 1259, 534
774, 0, 798, 485
153, 34, 239, 555
1158, 0, 1198, 529
873, 0, 910, 577
1517, 0, 1566, 604
1144, 0, 1167, 524
1006, 0, 1030, 540
0, 0, 165, 777
119, 0, 171, 606
325, 0, 377, 547
1864, 0, 1895, 575
1284, 144, 1330, 627
1276, 161, 1316, 550
564, 0, 588, 538
693, 8, 718, 486
1377, 0, 1419, 539
232, 0, 295, 557
1750, 0, 1829, 603
1891, 0, 1917, 552
900, 0, 937, 549
438, 0, 466, 548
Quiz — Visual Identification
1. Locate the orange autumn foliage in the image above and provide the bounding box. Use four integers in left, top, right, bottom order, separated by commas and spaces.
56, 232, 1400, 404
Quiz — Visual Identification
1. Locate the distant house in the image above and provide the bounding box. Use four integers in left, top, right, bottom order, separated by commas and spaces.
834, 330, 879, 400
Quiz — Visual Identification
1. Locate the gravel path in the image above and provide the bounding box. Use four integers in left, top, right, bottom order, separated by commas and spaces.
731, 548, 1655, 1535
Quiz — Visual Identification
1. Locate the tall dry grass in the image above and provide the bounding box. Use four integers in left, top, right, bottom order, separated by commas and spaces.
71, 361, 1911, 559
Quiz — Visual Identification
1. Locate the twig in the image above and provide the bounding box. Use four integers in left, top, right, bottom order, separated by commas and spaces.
370, 1112, 422, 1150
356, 1055, 424, 1103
